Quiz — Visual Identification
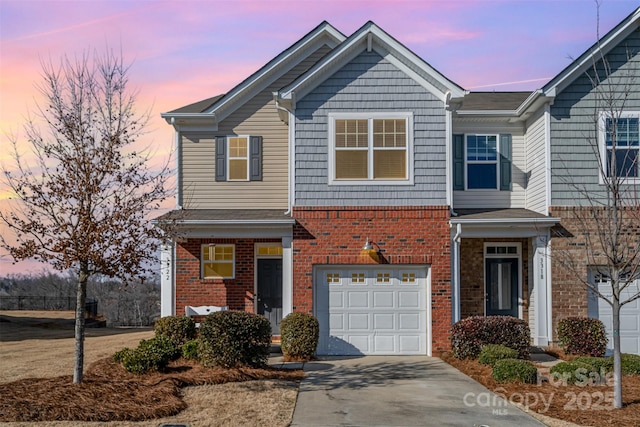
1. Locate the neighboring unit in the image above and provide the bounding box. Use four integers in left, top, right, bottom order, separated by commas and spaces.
157, 9, 640, 355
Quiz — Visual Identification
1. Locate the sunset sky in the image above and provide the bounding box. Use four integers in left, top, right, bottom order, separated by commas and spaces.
0, 0, 638, 275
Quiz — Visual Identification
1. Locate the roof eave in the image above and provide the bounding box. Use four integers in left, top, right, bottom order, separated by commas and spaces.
450, 217, 560, 226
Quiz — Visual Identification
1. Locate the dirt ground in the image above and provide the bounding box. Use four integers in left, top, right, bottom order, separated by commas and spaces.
0, 311, 299, 427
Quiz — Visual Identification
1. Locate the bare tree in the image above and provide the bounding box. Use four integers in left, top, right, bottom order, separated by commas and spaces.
551, 4, 640, 408
0, 49, 172, 383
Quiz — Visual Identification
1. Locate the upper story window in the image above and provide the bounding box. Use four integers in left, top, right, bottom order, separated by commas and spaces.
328, 113, 413, 185
215, 135, 262, 182
453, 133, 512, 191
602, 114, 639, 179
201, 244, 235, 279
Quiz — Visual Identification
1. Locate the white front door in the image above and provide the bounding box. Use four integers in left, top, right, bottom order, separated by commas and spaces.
315, 266, 430, 356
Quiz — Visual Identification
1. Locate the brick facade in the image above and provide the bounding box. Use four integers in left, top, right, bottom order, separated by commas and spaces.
292, 206, 452, 354
175, 238, 281, 313
459, 238, 530, 321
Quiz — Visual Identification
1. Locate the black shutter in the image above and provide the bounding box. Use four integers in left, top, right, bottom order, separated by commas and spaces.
215, 136, 226, 181
499, 134, 512, 191
453, 134, 465, 190
249, 136, 263, 181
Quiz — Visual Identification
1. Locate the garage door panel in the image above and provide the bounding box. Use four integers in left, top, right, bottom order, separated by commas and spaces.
348, 291, 369, 308
399, 335, 421, 352
588, 277, 640, 355
316, 266, 430, 356
373, 313, 394, 329
373, 291, 394, 307
348, 313, 369, 329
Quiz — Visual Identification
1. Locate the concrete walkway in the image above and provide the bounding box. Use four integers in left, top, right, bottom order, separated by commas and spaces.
274, 356, 546, 427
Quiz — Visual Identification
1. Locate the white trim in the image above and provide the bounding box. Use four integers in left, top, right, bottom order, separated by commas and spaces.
175, 128, 182, 209
597, 111, 640, 184
160, 242, 175, 317
282, 236, 293, 320
201, 243, 236, 279
544, 104, 552, 212
327, 112, 414, 186
445, 107, 453, 207
483, 242, 523, 319
288, 109, 295, 211
226, 135, 250, 182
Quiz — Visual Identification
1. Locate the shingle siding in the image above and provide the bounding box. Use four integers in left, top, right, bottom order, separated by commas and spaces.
451, 121, 526, 209
294, 51, 447, 206
550, 28, 640, 205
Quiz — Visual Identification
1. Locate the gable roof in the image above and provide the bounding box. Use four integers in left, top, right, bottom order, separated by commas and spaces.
161, 21, 345, 128
543, 7, 640, 96
456, 92, 532, 111
277, 21, 465, 109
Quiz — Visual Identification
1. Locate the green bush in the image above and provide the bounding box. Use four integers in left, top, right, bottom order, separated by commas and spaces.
550, 360, 601, 385
572, 356, 613, 374
492, 359, 537, 384
478, 344, 518, 366
154, 315, 197, 349
198, 310, 272, 368
280, 312, 319, 361
557, 317, 607, 356
115, 336, 178, 374
607, 353, 640, 375
182, 339, 199, 360
450, 316, 530, 359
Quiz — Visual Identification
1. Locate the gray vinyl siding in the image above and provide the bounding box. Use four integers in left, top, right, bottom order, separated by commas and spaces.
294, 51, 447, 206
550, 28, 640, 206
180, 45, 332, 210
452, 121, 525, 209
524, 109, 547, 214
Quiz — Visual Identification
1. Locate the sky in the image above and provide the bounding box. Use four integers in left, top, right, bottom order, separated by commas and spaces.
0, 0, 638, 275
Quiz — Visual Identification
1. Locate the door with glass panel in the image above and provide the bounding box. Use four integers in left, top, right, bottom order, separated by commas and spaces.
485, 258, 518, 317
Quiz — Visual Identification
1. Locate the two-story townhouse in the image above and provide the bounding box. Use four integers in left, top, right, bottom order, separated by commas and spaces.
540, 8, 640, 354
157, 8, 640, 357
157, 22, 346, 335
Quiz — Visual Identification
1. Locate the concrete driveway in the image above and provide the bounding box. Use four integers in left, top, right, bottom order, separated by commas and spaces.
285, 356, 546, 427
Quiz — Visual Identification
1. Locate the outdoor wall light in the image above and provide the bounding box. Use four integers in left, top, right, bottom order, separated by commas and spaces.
360, 238, 380, 263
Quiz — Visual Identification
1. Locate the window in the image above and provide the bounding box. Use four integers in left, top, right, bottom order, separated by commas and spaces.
215, 136, 262, 182
466, 135, 497, 189
329, 113, 412, 184
201, 244, 235, 279
453, 133, 512, 191
602, 115, 639, 178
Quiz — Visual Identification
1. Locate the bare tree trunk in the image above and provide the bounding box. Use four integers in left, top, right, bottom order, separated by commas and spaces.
612, 299, 622, 408
73, 264, 88, 384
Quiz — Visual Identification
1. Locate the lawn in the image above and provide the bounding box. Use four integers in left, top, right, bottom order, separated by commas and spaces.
0, 311, 302, 426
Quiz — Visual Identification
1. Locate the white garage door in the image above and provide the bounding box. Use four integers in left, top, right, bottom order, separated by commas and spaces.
315, 265, 430, 356
588, 273, 640, 355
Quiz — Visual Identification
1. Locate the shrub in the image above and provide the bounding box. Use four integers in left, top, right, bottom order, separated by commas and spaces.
450, 316, 530, 359
182, 339, 199, 360
154, 315, 197, 349
116, 336, 178, 374
478, 344, 518, 366
492, 359, 537, 384
572, 356, 612, 374
607, 353, 640, 375
198, 310, 272, 368
550, 360, 601, 385
557, 317, 607, 357
280, 312, 319, 361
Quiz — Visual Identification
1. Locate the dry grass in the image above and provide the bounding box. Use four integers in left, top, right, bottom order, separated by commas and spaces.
0, 311, 302, 426
442, 352, 640, 427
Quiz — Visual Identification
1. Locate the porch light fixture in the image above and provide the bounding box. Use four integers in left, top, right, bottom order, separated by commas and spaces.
359, 237, 380, 263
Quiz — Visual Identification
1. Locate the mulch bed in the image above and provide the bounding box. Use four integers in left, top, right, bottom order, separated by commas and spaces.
0, 358, 303, 422
441, 353, 640, 427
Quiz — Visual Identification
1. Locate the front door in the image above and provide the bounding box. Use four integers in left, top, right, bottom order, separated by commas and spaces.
257, 258, 283, 334
485, 258, 518, 317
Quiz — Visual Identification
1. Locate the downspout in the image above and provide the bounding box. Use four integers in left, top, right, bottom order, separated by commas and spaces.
445, 91, 458, 217
171, 117, 183, 210
452, 223, 462, 322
